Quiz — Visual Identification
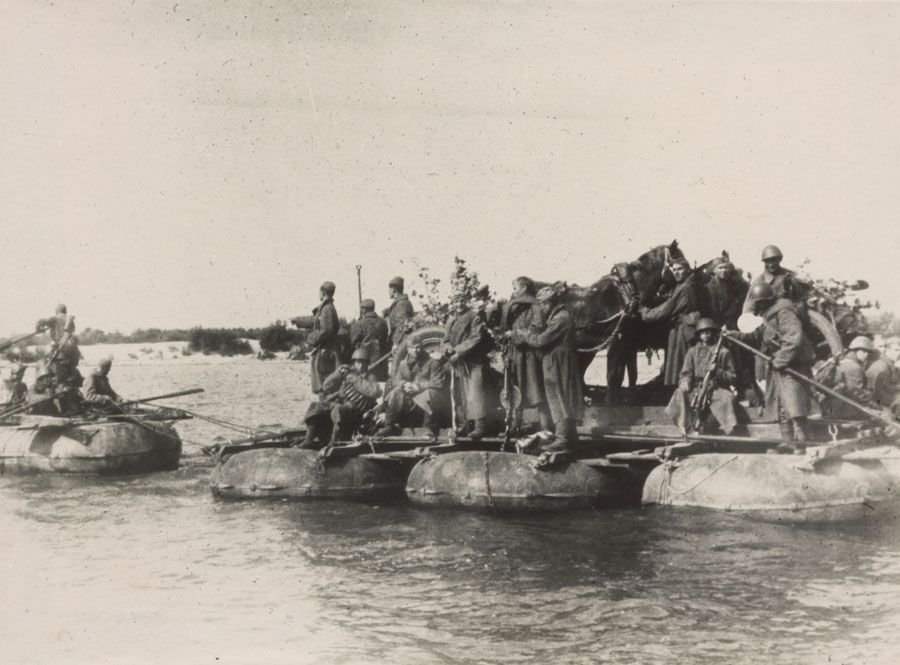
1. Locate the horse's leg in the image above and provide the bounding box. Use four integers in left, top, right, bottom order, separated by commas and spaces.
625, 342, 638, 387
606, 340, 626, 405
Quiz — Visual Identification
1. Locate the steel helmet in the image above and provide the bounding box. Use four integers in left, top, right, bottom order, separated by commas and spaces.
360, 298, 375, 310
351, 348, 369, 362
761, 245, 783, 261
748, 282, 776, 302
695, 318, 719, 335
848, 336, 875, 353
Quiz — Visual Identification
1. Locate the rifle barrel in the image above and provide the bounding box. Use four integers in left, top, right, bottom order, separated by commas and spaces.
121, 388, 204, 406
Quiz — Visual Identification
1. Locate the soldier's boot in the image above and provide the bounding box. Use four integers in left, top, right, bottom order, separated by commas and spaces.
791, 417, 809, 453
770, 419, 795, 454
468, 419, 487, 441
298, 423, 324, 450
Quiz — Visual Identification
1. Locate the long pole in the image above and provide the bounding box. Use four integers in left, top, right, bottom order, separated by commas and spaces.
120, 388, 204, 407
356, 265, 363, 308
723, 334, 897, 428
0, 331, 41, 354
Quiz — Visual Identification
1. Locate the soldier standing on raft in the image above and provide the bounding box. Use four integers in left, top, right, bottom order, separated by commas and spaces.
726, 282, 815, 453
665, 318, 738, 435
507, 285, 583, 451
83, 357, 122, 411
302, 281, 341, 393
36, 304, 82, 389
0, 364, 28, 407
445, 292, 493, 441
350, 298, 390, 381
384, 276, 415, 348
300, 348, 381, 448
742, 245, 804, 313
639, 258, 705, 385
378, 341, 449, 440
500, 276, 553, 432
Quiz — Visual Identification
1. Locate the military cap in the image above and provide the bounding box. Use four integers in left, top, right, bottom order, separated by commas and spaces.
711, 256, 733, 269
388, 276, 404, 289
695, 318, 719, 335
536, 286, 557, 303
55, 303, 67, 314
320, 281, 336, 295
848, 336, 875, 353
671, 258, 691, 270
360, 298, 375, 310
761, 245, 783, 261
351, 348, 369, 362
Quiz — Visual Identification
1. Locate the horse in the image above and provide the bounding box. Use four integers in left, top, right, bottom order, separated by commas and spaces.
522, 240, 688, 402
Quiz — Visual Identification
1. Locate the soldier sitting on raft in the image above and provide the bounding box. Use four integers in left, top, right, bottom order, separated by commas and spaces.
0, 364, 28, 408
23, 365, 83, 417
665, 318, 738, 436
300, 348, 382, 449
823, 336, 899, 419
83, 357, 123, 413
377, 341, 449, 441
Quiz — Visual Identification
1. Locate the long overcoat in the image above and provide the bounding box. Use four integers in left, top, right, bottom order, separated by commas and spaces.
641, 275, 704, 385
513, 304, 583, 423
350, 312, 390, 380
306, 298, 340, 392
384, 354, 449, 422
446, 309, 493, 421
384, 295, 415, 347
733, 299, 815, 419
501, 296, 546, 408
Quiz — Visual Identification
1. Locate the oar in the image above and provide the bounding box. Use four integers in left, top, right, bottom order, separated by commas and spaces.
0, 331, 41, 354
723, 334, 899, 430
120, 387, 204, 407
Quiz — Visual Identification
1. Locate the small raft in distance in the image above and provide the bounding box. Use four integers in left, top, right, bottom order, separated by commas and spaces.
0, 415, 182, 475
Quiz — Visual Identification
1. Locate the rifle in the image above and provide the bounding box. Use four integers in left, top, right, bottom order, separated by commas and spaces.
0, 331, 41, 354
501, 338, 516, 450
724, 333, 900, 430
356, 265, 363, 308
689, 330, 725, 431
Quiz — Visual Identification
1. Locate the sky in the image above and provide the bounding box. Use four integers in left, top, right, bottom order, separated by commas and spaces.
2, 1, 899, 335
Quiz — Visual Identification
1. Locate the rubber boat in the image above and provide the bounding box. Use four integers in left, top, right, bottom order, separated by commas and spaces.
0, 414, 182, 475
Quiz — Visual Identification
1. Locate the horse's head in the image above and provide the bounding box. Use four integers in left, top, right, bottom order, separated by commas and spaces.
620, 240, 686, 302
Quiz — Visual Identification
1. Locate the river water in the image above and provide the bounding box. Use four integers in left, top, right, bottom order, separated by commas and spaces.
2, 361, 899, 665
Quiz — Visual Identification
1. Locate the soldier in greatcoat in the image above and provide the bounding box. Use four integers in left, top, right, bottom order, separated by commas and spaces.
825, 336, 898, 418
500, 276, 552, 431
727, 282, 815, 451
379, 342, 449, 439
445, 294, 494, 440
640, 258, 705, 385
665, 318, 738, 435
350, 298, 390, 381
384, 276, 415, 348
302, 281, 341, 393
300, 348, 381, 448
509, 286, 583, 451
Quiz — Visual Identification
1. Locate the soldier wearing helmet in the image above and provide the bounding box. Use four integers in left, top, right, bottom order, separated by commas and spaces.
0, 363, 28, 408
349, 298, 389, 381
825, 336, 898, 418
384, 276, 415, 349
726, 281, 816, 452
297, 281, 341, 393
378, 341, 449, 441
665, 318, 738, 435
84, 356, 122, 411
742, 245, 804, 314
35, 304, 82, 389
300, 346, 381, 448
